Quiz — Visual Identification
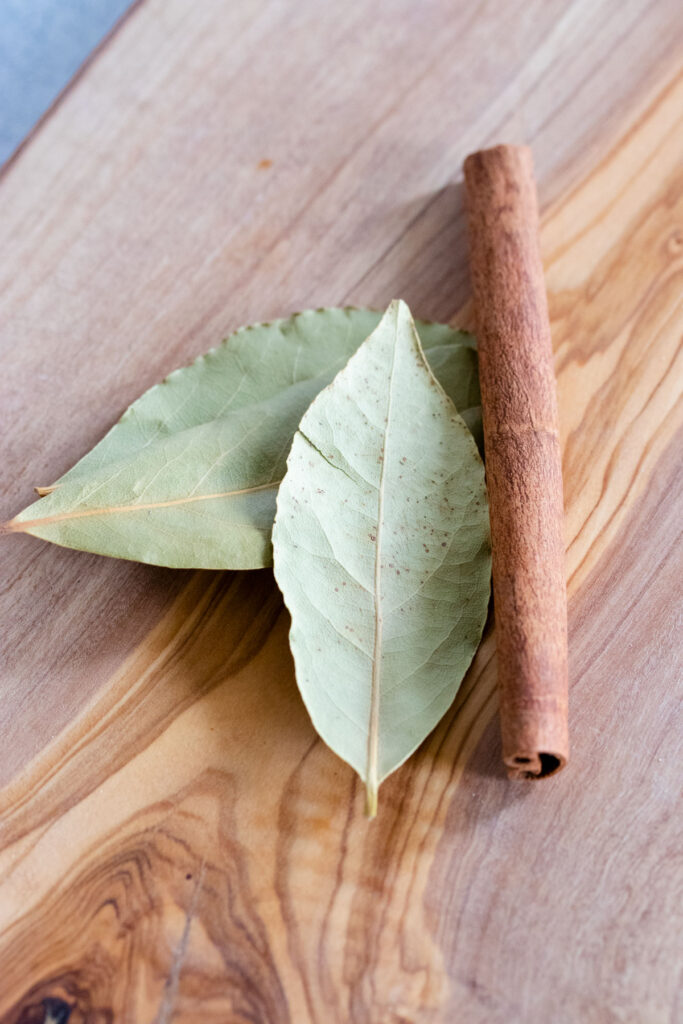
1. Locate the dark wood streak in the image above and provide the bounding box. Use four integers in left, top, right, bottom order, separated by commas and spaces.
0, 775, 290, 1024
317, 772, 358, 1010
272, 738, 322, 1023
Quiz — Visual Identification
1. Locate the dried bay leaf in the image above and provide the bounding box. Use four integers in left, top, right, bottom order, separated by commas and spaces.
5, 308, 480, 569
272, 301, 491, 814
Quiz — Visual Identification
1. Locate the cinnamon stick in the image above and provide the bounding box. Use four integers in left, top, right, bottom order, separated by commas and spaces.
463, 145, 569, 779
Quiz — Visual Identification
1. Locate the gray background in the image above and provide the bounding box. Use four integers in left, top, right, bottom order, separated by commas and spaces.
0, 0, 132, 164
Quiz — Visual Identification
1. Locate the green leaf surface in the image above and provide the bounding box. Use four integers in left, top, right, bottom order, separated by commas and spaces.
6, 308, 480, 569
272, 301, 491, 814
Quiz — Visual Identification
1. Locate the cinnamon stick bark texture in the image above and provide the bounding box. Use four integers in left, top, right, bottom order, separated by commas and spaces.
463, 145, 569, 779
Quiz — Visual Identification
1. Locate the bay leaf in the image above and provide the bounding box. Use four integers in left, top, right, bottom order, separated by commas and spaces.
4, 308, 480, 569
272, 301, 491, 815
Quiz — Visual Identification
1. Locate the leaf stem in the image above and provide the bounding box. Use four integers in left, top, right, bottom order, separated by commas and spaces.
365, 783, 378, 819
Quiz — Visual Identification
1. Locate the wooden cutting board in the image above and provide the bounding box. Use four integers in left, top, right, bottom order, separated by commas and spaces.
0, 1, 681, 1021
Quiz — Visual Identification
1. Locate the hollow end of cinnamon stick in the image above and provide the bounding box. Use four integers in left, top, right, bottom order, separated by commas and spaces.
463, 144, 569, 780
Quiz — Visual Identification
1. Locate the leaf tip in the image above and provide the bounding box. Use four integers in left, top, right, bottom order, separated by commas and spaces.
387, 297, 408, 320
34, 484, 57, 496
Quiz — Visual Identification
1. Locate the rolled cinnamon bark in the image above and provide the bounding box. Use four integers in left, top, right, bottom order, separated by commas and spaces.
463, 145, 569, 779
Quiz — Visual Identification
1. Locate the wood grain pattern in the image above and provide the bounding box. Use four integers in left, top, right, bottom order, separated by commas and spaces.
0, 1, 681, 1021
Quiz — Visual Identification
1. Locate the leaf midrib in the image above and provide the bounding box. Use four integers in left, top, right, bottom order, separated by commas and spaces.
366, 317, 399, 817
4, 480, 279, 533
